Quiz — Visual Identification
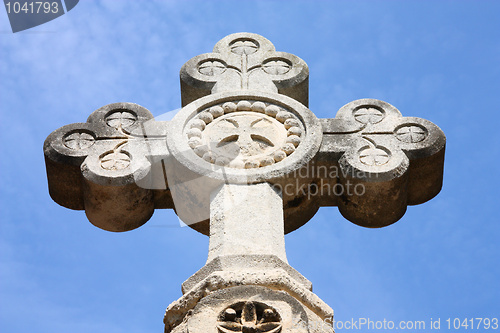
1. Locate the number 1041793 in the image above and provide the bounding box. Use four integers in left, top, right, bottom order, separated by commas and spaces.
446, 318, 498, 330
5, 1, 60, 14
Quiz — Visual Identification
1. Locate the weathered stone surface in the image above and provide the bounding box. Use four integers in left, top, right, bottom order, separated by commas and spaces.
180, 32, 309, 107
209, 183, 286, 262
44, 102, 173, 231
181, 255, 312, 294
315, 98, 445, 227
44, 34, 445, 233
164, 272, 333, 333
43, 32, 445, 333
165, 90, 323, 234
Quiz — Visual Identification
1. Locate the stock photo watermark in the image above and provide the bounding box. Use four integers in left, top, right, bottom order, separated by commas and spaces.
126, 109, 386, 228
298, 317, 499, 331
3, 0, 79, 32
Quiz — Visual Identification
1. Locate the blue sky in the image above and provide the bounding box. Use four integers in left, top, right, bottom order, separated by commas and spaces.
1, 1, 499, 332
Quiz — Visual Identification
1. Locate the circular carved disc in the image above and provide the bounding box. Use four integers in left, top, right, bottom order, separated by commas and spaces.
168, 91, 322, 184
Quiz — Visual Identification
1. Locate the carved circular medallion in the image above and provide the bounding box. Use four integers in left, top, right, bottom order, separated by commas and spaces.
182, 285, 311, 333
353, 106, 385, 124
105, 110, 137, 129
217, 301, 282, 333
100, 151, 131, 170
63, 131, 95, 150
167, 91, 322, 184
198, 60, 227, 76
359, 146, 391, 166
262, 59, 291, 75
186, 100, 303, 169
230, 38, 259, 55
395, 124, 427, 143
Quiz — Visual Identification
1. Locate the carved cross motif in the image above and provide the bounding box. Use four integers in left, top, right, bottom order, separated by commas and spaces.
43, 33, 445, 333
44, 30, 445, 254
184, 99, 303, 169
208, 114, 280, 157
44, 30, 445, 252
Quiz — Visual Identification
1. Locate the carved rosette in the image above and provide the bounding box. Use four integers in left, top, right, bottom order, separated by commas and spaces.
175, 285, 317, 333
186, 100, 304, 169
217, 301, 282, 333
167, 91, 322, 184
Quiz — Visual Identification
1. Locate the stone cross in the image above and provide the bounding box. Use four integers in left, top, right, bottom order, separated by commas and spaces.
44, 33, 445, 333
